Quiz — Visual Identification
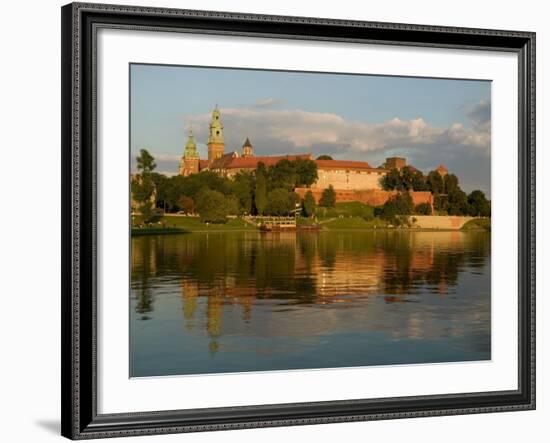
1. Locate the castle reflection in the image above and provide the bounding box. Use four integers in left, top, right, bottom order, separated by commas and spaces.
131, 231, 490, 358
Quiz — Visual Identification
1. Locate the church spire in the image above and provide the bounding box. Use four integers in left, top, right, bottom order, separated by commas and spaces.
179, 127, 199, 176
207, 105, 225, 164
184, 127, 199, 159
242, 136, 253, 157
208, 105, 224, 144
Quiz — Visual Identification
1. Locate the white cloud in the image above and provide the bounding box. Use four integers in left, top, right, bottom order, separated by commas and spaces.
151, 153, 181, 162
184, 107, 490, 157
253, 97, 281, 107
173, 105, 491, 193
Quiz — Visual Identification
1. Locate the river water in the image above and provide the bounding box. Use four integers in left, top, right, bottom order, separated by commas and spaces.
130, 230, 491, 377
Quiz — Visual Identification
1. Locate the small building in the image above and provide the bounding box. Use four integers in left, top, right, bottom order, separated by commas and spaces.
383, 157, 407, 170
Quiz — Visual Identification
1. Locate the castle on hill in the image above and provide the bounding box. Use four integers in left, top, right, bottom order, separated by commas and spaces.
179, 106, 447, 207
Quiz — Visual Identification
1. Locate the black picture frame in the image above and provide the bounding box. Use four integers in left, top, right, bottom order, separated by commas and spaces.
61, 2, 536, 439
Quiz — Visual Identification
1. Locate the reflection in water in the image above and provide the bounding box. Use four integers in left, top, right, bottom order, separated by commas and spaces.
130, 231, 491, 376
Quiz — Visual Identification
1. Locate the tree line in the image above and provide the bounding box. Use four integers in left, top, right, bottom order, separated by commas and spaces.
380, 166, 490, 217
131, 149, 323, 223
131, 149, 491, 224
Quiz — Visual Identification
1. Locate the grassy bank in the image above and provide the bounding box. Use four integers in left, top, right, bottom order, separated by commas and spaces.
131, 227, 188, 236
132, 210, 490, 235
132, 215, 256, 234
461, 218, 491, 231
317, 201, 375, 219
319, 216, 388, 230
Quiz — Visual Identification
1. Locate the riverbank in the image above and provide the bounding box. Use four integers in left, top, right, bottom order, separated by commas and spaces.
132, 215, 257, 234
131, 214, 490, 235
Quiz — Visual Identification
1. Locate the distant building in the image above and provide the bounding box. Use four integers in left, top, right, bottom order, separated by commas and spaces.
383, 157, 407, 170
242, 137, 254, 157
178, 106, 444, 208
207, 105, 225, 164
179, 128, 199, 176
436, 164, 449, 176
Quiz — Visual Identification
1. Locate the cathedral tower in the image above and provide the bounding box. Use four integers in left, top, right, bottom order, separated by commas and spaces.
179, 128, 200, 176
242, 137, 254, 157
207, 105, 225, 164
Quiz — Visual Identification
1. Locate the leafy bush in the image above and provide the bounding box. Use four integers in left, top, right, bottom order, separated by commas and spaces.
319, 185, 336, 208
378, 192, 413, 226
467, 190, 491, 217
265, 188, 299, 215
195, 188, 229, 223
461, 218, 491, 231
302, 191, 317, 217
414, 202, 432, 215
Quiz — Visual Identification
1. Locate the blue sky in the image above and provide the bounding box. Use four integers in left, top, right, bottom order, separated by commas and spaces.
130, 64, 491, 194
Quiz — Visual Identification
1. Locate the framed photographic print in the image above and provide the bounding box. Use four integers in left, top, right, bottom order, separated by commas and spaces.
61, 2, 536, 439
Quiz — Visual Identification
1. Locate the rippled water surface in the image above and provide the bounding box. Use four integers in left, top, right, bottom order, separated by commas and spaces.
130, 231, 491, 376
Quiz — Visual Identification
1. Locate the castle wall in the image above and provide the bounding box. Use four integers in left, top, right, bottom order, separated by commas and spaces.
295, 188, 433, 208
207, 142, 225, 164
408, 215, 476, 230
312, 168, 386, 191
180, 158, 199, 176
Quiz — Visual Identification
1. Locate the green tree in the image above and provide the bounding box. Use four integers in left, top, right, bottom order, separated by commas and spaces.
150, 172, 169, 209
294, 158, 318, 187
380, 168, 401, 191
302, 191, 317, 217
415, 202, 432, 215
131, 149, 160, 223
447, 189, 469, 215
434, 194, 449, 214
411, 171, 427, 191
400, 166, 415, 191
136, 148, 156, 173
225, 195, 240, 216
467, 190, 491, 217
426, 170, 444, 194
231, 171, 255, 214
444, 174, 460, 195
319, 185, 336, 208
184, 170, 231, 197
265, 188, 298, 215
316, 154, 333, 160
392, 192, 414, 215
165, 175, 187, 210
254, 162, 268, 215
267, 159, 298, 190
178, 195, 195, 214
378, 192, 413, 226
195, 188, 229, 223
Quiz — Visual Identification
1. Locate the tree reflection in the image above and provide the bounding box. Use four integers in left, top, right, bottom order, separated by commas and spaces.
131, 231, 490, 340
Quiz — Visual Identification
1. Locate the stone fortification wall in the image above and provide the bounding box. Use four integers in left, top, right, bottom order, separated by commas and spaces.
295, 188, 433, 208
312, 168, 385, 191
409, 215, 476, 230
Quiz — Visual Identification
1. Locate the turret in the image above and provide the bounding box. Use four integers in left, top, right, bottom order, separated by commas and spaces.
179, 128, 200, 176
207, 105, 225, 164
242, 137, 253, 157
436, 164, 448, 176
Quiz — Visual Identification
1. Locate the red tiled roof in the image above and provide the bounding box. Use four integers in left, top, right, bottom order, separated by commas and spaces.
212, 153, 312, 170
198, 159, 209, 170
403, 165, 421, 173
209, 152, 239, 169
315, 159, 374, 170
